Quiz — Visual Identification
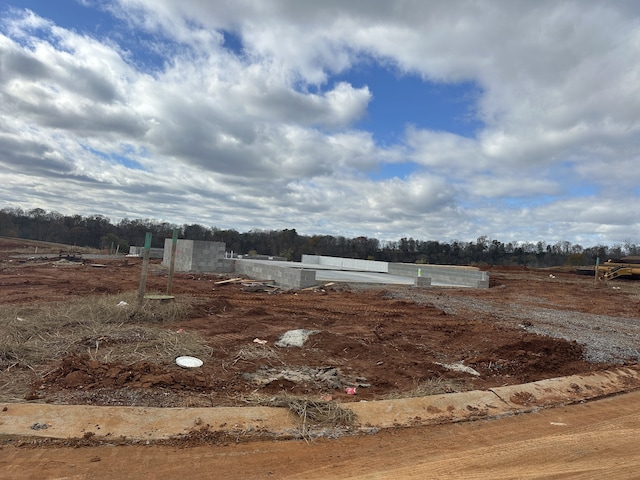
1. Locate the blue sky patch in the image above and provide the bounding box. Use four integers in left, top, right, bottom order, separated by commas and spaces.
367, 161, 419, 181
332, 62, 484, 145
222, 29, 244, 56
82, 145, 144, 170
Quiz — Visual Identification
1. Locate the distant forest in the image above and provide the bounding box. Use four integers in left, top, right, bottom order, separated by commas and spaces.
1, 207, 637, 268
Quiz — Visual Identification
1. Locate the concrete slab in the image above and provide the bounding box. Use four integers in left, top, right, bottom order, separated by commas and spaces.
347, 390, 510, 428
489, 367, 640, 410
0, 404, 297, 441
2, 367, 638, 441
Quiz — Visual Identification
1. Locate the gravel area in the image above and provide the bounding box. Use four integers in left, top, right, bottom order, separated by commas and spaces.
387, 287, 640, 365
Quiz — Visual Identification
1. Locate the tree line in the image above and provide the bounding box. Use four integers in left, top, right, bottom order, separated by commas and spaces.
1, 207, 637, 267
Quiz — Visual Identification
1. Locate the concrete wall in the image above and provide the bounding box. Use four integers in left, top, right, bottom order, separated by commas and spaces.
302, 254, 388, 273
234, 259, 316, 289
388, 263, 489, 288
158, 244, 486, 289
237, 254, 288, 261
159, 240, 312, 288
162, 239, 233, 273
303, 254, 488, 288
128, 246, 164, 259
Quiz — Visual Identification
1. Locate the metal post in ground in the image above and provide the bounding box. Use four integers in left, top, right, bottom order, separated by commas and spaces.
138, 232, 152, 302
167, 228, 178, 295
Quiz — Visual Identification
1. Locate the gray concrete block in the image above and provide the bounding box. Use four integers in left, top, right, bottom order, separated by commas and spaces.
162, 239, 227, 273
414, 276, 432, 288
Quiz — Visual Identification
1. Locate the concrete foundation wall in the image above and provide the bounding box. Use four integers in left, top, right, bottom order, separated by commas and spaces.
237, 254, 288, 261
302, 254, 388, 273
157, 244, 486, 289
234, 260, 316, 289
162, 239, 233, 273
304, 254, 488, 288
388, 263, 489, 288
128, 246, 164, 259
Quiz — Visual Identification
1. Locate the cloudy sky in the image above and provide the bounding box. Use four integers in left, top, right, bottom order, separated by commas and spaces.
2, 1, 640, 246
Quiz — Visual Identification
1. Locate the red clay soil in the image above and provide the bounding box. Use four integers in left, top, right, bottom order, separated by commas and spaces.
1, 238, 629, 408
3, 238, 640, 479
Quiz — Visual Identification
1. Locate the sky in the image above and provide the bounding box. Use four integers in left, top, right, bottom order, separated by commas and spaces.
1, 0, 640, 247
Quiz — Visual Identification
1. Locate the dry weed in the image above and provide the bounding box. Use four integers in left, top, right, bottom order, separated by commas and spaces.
0, 369, 36, 403
0, 293, 209, 374
237, 391, 357, 439
230, 344, 283, 366
383, 377, 466, 399
287, 398, 357, 427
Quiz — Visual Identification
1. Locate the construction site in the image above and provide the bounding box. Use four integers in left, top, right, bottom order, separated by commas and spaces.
1, 237, 639, 478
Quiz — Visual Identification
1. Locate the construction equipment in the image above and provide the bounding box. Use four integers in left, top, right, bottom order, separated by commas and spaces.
597, 257, 640, 280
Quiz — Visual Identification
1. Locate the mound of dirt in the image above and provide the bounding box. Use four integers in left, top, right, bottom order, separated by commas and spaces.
34, 354, 210, 392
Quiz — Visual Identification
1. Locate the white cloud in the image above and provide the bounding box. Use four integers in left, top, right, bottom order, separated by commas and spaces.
405, 128, 485, 171
1, 1, 640, 246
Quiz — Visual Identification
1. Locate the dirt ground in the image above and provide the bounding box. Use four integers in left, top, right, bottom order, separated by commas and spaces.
1, 237, 640, 477
2, 390, 640, 479
1, 238, 629, 408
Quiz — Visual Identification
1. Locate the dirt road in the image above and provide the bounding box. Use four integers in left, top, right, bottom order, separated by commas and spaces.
2, 390, 639, 479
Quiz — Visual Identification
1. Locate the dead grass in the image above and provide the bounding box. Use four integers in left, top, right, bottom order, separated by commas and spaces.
0, 369, 35, 402
237, 391, 357, 439
0, 292, 211, 402
287, 398, 357, 427
383, 377, 466, 399
229, 344, 284, 366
